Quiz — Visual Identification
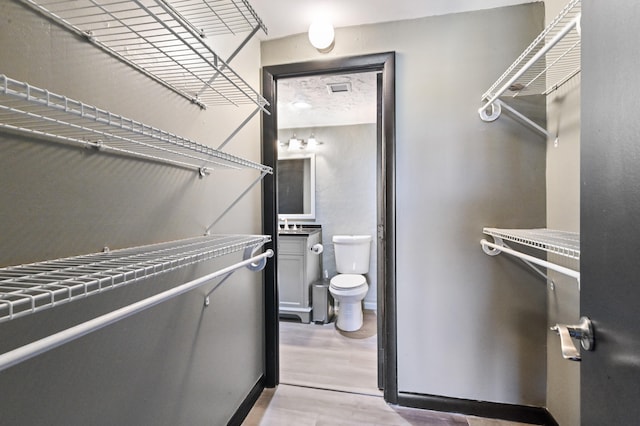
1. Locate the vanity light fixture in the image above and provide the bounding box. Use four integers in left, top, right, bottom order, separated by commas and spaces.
308, 19, 335, 53
287, 135, 304, 151
280, 133, 323, 152
307, 133, 323, 149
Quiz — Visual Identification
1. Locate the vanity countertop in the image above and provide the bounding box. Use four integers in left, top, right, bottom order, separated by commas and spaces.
278, 227, 322, 237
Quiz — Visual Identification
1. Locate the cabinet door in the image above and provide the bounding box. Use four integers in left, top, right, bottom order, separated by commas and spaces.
305, 232, 322, 284
278, 253, 306, 309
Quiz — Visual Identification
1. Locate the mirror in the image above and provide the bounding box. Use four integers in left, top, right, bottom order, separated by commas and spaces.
277, 154, 316, 220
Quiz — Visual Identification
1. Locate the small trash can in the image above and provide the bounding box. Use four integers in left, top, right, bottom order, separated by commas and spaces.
312, 279, 334, 324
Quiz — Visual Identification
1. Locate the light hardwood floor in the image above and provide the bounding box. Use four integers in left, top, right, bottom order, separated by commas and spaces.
243, 312, 534, 426
279, 311, 380, 395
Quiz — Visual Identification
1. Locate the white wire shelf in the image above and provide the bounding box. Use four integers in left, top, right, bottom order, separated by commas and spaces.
483, 228, 580, 260
0, 234, 271, 323
19, 0, 270, 111
481, 228, 580, 285
479, 0, 581, 135
0, 74, 273, 174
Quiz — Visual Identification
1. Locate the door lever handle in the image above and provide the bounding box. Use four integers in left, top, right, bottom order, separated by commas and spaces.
550, 316, 594, 362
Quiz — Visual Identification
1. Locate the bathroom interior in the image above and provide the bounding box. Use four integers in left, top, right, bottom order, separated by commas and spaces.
275, 70, 381, 392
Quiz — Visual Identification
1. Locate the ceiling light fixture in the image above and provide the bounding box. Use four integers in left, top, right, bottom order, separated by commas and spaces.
308, 20, 335, 53
292, 100, 312, 109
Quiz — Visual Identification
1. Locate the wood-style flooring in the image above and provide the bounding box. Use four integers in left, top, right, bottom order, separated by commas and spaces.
279, 310, 380, 395
243, 311, 534, 426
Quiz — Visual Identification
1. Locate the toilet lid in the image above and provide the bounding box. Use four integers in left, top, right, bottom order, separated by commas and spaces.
330, 274, 366, 289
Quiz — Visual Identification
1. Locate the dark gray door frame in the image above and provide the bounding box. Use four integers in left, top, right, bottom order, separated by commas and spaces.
261, 52, 397, 403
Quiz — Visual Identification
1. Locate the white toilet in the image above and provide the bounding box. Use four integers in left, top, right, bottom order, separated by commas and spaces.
329, 235, 372, 332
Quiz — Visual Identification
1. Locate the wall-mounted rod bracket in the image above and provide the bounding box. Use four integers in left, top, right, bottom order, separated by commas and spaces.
243, 245, 270, 272
203, 247, 273, 306
479, 100, 501, 122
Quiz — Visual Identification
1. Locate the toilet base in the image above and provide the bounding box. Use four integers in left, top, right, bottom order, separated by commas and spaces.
335, 301, 364, 332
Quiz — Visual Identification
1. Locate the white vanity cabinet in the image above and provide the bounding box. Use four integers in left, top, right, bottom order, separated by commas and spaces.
278, 229, 322, 323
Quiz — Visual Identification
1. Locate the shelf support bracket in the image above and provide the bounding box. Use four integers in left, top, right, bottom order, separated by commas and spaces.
205, 171, 268, 234
479, 99, 550, 139
198, 25, 263, 99
498, 100, 551, 139
217, 106, 261, 150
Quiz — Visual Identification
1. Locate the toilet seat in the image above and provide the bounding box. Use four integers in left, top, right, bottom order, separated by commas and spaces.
330, 274, 366, 289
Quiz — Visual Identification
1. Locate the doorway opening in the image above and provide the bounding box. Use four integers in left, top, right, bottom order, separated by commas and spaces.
277, 70, 378, 395
261, 52, 397, 403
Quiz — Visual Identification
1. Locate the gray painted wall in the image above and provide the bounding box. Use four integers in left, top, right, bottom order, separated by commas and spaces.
263, 3, 548, 406
279, 124, 378, 307
0, 2, 264, 425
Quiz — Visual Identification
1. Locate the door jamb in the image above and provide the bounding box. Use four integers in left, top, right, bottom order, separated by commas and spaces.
261, 51, 397, 403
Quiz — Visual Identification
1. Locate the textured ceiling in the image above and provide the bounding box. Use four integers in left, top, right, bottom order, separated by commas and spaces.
278, 72, 377, 129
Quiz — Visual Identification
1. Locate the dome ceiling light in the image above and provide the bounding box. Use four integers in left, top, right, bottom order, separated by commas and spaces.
308, 20, 335, 53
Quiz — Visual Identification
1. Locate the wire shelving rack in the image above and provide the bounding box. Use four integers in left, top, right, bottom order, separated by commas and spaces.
483, 228, 579, 260
18, 0, 270, 111
0, 0, 275, 372
0, 234, 270, 323
478, 0, 581, 137
481, 228, 580, 285
0, 74, 273, 174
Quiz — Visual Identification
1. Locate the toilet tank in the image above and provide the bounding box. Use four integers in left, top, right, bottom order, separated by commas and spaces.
332, 235, 372, 274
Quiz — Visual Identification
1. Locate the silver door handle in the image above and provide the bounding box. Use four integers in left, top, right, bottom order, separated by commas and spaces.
550, 316, 594, 362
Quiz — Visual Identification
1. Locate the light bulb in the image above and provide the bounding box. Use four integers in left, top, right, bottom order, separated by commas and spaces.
308, 20, 335, 52
288, 137, 303, 151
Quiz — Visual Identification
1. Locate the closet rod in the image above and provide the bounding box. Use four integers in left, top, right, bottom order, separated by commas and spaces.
0, 249, 273, 373
480, 239, 580, 281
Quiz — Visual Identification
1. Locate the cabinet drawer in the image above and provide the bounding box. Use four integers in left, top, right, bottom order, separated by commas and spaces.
279, 238, 306, 255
